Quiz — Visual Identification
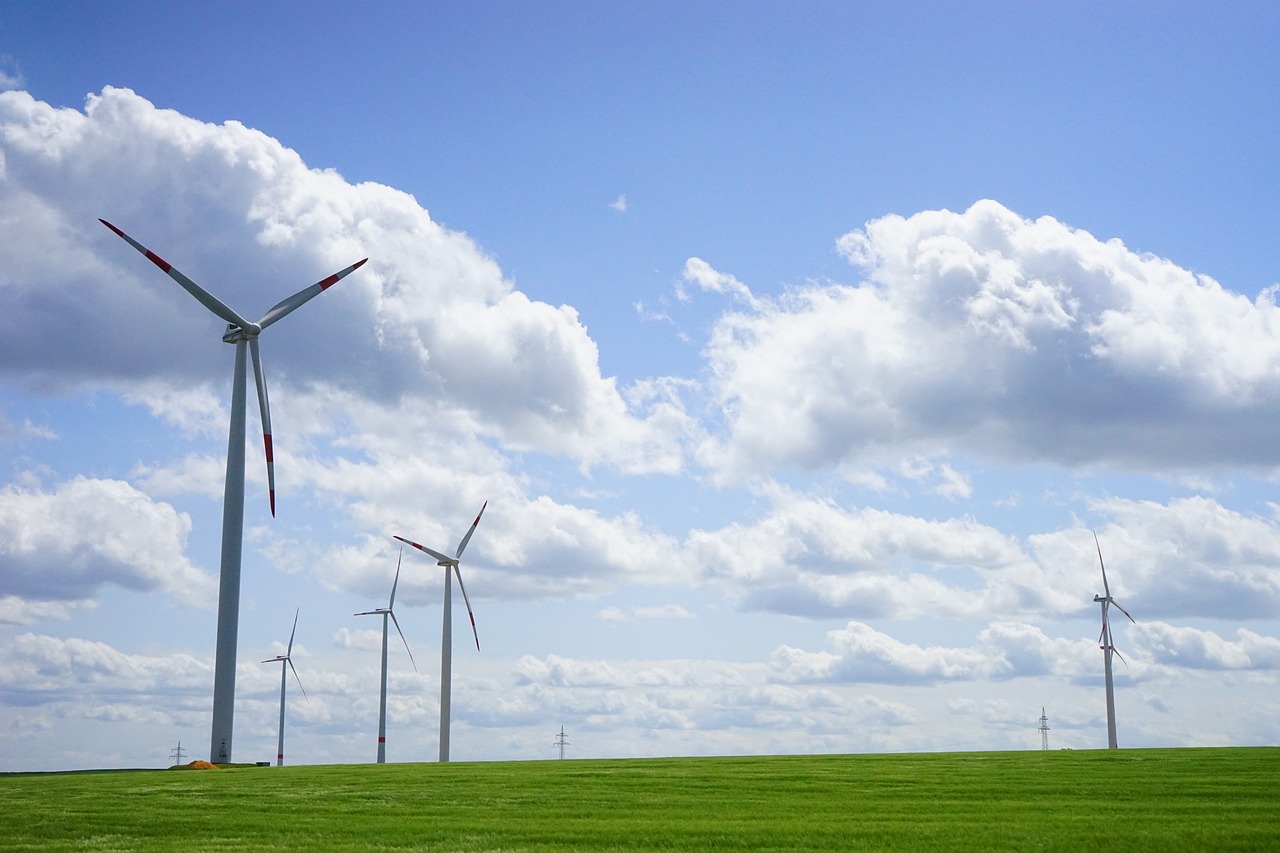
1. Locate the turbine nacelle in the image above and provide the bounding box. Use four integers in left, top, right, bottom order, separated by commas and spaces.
222, 322, 263, 343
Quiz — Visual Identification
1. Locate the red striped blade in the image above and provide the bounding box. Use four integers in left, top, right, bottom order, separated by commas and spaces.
256, 258, 368, 330
99, 219, 251, 329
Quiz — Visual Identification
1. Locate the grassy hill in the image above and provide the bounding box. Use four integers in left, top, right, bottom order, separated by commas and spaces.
1, 748, 1276, 851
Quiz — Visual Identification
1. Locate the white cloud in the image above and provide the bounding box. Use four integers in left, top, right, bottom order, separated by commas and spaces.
900, 458, 973, 499
609, 193, 627, 212
681, 257, 767, 311
772, 621, 1008, 685
0, 411, 56, 444
0, 476, 215, 608
684, 486, 1034, 619
596, 604, 693, 621
0, 595, 91, 626
0, 87, 687, 475
1033, 496, 1280, 620
697, 200, 1280, 480
770, 619, 1130, 686
1136, 622, 1280, 670
332, 627, 385, 654
0, 633, 209, 695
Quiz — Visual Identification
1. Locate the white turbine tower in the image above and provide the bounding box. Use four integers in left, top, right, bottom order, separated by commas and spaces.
101, 220, 366, 763
355, 547, 417, 764
395, 501, 486, 763
1092, 530, 1135, 750
261, 608, 307, 767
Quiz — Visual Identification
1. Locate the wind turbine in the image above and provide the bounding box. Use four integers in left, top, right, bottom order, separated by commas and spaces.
355, 546, 417, 764
395, 501, 486, 763
1092, 530, 1135, 750
100, 219, 366, 763
261, 608, 307, 767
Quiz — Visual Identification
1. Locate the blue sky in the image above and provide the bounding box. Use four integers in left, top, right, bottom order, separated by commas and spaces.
2, 2, 1279, 770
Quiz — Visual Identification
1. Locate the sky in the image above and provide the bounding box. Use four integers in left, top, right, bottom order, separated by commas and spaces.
1, 2, 1279, 771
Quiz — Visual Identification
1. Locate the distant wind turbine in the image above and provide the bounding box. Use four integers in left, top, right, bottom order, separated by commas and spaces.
100, 219, 366, 763
395, 501, 487, 763
355, 547, 417, 764
1092, 530, 1135, 750
261, 608, 307, 767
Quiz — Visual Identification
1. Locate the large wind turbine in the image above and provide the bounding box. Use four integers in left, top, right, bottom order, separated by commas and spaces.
261, 608, 307, 767
395, 501, 486, 763
355, 547, 417, 764
1092, 530, 1135, 750
100, 219, 367, 763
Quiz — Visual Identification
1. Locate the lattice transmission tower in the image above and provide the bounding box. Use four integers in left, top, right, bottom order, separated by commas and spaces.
1038, 708, 1051, 750
555, 725, 570, 759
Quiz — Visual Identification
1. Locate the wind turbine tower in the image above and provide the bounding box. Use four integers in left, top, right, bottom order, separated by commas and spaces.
1092, 531, 1135, 750
261, 608, 307, 766
395, 501, 487, 763
1038, 708, 1050, 751
100, 220, 366, 762
355, 547, 417, 764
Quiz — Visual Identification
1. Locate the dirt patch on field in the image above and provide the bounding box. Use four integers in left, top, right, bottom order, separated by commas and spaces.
186, 760, 219, 770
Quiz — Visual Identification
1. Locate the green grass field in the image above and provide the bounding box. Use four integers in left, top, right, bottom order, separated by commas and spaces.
1, 748, 1276, 851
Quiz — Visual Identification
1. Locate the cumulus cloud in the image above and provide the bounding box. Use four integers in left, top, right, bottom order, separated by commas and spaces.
0, 476, 215, 609
1029, 496, 1280, 620
0, 633, 209, 696
685, 486, 1035, 619
678, 488, 1280, 624
301, 447, 689, 606
772, 622, 1004, 685
1136, 622, 1280, 670
697, 200, 1280, 479
0, 87, 687, 474
772, 620, 1101, 686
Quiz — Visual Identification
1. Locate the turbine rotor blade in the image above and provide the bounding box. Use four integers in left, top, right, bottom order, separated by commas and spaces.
256, 258, 369, 330
249, 337, 276, 517
99, 219, 252, 329
394, 536, 452, 565
455, 501, 488, 560
287, 608, 299, 655
453, 565, 480, 651
1092, 530, 1112, 599
389, 549, 403, 609
287, 658, 308, 701
389, 611, 417, 671
1113, 599, 1135, 624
